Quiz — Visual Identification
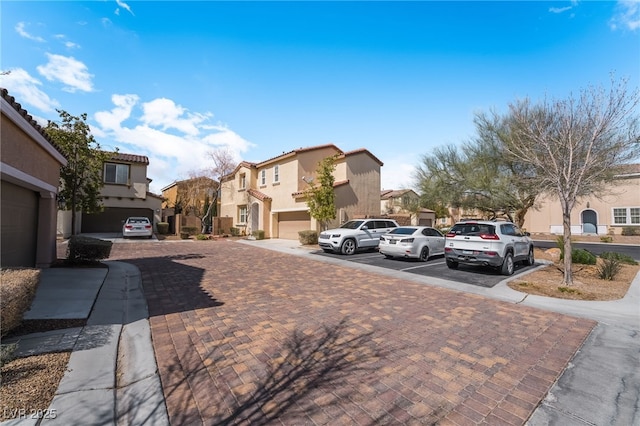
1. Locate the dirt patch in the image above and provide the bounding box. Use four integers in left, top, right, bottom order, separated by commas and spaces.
509, 248, 639, 300
0, 351, 70, 421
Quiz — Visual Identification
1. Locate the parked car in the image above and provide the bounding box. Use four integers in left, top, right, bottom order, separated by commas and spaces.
444, 220, 534, 275
319, 219, 399, 255
379, 226, 445, 261
122, 217, 153, 239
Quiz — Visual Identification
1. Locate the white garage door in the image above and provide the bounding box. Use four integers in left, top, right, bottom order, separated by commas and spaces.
278, 211, 311, 240
1, 181, 38, 267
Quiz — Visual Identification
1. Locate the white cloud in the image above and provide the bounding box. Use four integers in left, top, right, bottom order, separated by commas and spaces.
0, 68, 60, 113
15, 22, 45, 42
54, 34, 80, 49
93, 94, 255, 192
141, 98, 210, 136
380, 155, 418, 192
549, 6, 573, 14
36, 53, 94, 93
115, 0, 135, 16
610, 1, 640, 31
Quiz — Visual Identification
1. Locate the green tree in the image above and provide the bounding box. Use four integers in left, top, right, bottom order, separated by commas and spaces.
502, 78, 639, 285
45, 110, 113, 236
304, 155, 338, 231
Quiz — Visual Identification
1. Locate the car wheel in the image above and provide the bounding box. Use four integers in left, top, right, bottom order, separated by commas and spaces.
501, 252, 515, 275
419, 247, 429, 262
341, 239, 356, 255
523, 247, 534, 266
446, 258, 458, 269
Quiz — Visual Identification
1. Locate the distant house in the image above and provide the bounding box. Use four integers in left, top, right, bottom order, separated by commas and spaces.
219, 144, 383, 239
161, 177, 218, 234
524, 164, 640, 235
380, 189, 436, 226
59, 152, 163, 236
1, 88, 67, 267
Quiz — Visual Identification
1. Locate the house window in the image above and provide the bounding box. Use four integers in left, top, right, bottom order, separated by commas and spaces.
273, 165, 279, 183
104, 163, 129, 185
612, 207, 640, 225
238, 205, 248, 223
239, 173, 246, 189
260, 170, 266, 186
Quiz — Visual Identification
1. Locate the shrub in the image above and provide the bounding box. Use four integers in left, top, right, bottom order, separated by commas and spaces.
571, 248, 597, 265
621, 227, 640, 236
0, 268, 40, 337
1, 343, 17, 367
252, 230, 265, 240
600, 252, 638, 265
298, 230, 318, 245
599, 236, 613, 243
196, 234, 209, 240
67, 235, 112, 264
181, 226, 198, 236
230, 227, 240, 236
597, 258, 622, 280
157, 222, 169, 234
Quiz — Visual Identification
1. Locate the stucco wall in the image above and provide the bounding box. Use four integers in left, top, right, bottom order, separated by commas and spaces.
100, 162, 149, 198
524, 176, 640, 235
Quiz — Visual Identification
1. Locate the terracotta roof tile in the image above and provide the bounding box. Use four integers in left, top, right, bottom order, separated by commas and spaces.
111, 152, 149, 164
247, 188, 272, 201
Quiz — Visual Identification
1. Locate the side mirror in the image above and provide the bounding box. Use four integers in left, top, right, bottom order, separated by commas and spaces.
361, 225, 368, 230
524, 232, 531, 237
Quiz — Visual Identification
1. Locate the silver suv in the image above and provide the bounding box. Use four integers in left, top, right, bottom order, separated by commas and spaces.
444, 220, 534, 275
319, 219, 399, 255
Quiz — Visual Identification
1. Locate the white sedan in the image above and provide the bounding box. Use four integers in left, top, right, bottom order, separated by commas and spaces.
379, 226, 445, 261
122, 217, 154, 239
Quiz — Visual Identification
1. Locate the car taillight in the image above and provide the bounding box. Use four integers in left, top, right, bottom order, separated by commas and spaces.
446, 233, 455, 238
480, 234, 500, 240
400, 238, 414, 243
145, 225, 152, 229
125, 225, 133, 229
379, 236, 385, 241
444, 247, 452, 252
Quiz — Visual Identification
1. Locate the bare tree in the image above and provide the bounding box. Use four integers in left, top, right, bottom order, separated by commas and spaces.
176, 172, 217, 233
502, 78, 640, 285
205, 148, 238, 231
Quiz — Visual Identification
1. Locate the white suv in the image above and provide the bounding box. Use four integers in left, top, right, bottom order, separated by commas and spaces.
319, 219, 399, 255
444, 220, 534, 275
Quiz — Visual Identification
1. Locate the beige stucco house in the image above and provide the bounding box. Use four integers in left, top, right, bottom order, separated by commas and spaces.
1, 88, 68, 267
524, 165, 640, 235
380, 189, 436, 226
161, 177, 218, 233
219, 144, 383, 239
58, 153, 163, 236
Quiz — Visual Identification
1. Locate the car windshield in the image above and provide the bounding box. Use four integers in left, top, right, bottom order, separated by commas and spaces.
339, 220, 364, 229
389, 227, 417, 235
449, 223, 495, 236
128, 218, 149, 224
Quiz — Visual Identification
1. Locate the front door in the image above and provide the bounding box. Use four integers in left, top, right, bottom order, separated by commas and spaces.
582, 209, 597, 234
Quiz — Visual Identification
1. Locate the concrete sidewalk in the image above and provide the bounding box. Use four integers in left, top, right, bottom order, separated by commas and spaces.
1, 262, 168, 426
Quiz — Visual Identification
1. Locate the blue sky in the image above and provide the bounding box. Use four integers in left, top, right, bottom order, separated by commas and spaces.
2, 1, 639, 194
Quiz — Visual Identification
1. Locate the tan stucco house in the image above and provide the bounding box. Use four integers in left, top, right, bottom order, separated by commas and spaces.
1, 88, 68, 267
219, 144, 383, 239
380, 189, 436, 226
161, 177, 218, 233
524, 164, 640, 235
58, 153, 163, 236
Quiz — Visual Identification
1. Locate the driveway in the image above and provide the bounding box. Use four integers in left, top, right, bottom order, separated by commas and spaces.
109, 240, 595, 425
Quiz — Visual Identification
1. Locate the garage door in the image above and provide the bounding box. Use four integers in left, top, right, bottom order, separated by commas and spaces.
82, 207, 153, 233
418, 218, 433, 226
278, 211, 311, 240
1, 181, 38, 267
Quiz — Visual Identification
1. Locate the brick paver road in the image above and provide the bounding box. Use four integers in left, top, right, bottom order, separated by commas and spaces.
110, 240, 595, 425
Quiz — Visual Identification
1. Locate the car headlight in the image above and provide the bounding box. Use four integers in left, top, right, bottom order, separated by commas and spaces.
379, 236, 385, 241
331, 234, 341, 238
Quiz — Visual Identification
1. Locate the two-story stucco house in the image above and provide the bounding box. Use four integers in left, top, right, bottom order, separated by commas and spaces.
58, 153, 163, 236
161, 177, 218, 233
219, 144, 383, 239
1, 88, 68, 267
